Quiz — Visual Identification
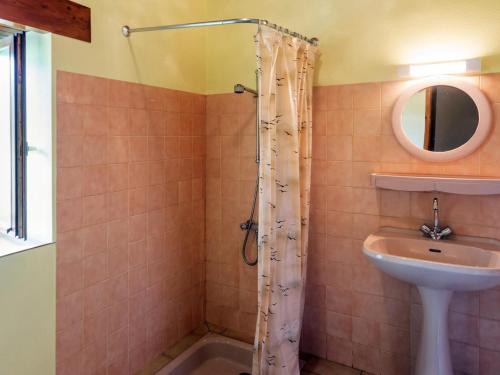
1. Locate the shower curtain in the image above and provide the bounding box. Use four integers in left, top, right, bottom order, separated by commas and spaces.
253, 27, 317, 375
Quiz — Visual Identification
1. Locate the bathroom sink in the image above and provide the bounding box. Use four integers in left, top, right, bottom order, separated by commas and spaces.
363, 228, 500, 291
363, 228, 500, 375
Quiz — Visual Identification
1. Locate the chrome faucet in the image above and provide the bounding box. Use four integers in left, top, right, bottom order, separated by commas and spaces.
420, 197, 453, 240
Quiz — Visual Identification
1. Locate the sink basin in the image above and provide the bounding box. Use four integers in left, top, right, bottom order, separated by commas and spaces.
363, 228, 500, 291
363, 228, 500, 375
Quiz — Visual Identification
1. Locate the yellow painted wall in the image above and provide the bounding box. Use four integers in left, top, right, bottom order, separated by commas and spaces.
53, 0, 208, 93
53, 0, 500, 94
205, 0, 500, 93
0, 244, 55, 375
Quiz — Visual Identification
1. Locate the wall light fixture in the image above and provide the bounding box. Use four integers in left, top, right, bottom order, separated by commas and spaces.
398, 58, 481, 78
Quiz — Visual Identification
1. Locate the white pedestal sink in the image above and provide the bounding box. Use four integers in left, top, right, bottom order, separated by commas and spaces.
363, 228, 500, 375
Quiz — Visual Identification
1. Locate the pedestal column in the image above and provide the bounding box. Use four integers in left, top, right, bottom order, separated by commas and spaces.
415, 286, 453, 375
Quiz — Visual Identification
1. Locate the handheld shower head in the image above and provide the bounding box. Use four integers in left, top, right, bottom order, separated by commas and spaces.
233, 83, 257, 96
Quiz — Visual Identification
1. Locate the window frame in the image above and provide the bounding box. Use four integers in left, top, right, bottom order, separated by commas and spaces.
0, 31, 27, 239
13, 32, 26, 239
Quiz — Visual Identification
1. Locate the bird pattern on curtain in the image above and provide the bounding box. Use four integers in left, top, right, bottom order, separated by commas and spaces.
252, 27, 317, 375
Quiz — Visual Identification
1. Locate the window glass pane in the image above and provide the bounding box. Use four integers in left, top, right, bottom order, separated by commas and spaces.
0, 40, 12, 231
26, 31, 52, 242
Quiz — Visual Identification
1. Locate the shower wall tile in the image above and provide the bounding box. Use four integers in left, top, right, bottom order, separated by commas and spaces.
56, 71, 500, 375
307, 73, 500, 374
204, 93, 258, 338
56, 71, 205, 375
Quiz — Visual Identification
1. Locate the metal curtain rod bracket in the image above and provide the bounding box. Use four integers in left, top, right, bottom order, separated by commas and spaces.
121, 17, 318, 45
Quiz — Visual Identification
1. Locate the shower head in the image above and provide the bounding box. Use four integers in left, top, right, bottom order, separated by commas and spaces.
234, 83, 246, 94
233, 83, 258, 96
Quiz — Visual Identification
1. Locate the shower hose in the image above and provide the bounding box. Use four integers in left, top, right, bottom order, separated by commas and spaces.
240, 173, 259, 266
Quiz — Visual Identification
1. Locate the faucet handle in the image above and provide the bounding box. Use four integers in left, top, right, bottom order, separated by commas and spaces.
420, 224, 432, 235
439, 226, 453, 239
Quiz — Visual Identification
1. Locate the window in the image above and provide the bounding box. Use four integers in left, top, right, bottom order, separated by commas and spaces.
0, 31, 25, 239
0, 37, 13, 232
0, 27, 52, 252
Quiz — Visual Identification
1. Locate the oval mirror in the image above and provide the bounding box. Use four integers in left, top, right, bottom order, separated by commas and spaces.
392, 77, 491, 162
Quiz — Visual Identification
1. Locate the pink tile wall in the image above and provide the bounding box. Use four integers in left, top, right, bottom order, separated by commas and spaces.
56, 70, 500, 375
305, 73, 500, 374
56, 72, 205, 375
204, 93, 259, 337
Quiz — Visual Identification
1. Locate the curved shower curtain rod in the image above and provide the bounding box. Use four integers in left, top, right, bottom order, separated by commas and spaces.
121, 18, 319, 45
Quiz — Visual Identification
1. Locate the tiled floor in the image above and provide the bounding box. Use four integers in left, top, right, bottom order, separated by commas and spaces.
301, 355, 369, 375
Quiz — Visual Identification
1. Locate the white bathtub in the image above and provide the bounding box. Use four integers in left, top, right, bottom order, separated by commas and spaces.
157, 333, 253, 375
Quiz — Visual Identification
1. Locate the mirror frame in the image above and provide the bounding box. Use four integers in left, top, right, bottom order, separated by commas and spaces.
392, 76, 491, 162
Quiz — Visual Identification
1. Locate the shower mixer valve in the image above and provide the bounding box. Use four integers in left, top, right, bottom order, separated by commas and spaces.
240, 219, 258, 232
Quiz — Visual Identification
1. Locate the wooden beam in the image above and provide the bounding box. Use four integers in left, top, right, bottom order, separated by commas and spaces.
0, 0, 91, 42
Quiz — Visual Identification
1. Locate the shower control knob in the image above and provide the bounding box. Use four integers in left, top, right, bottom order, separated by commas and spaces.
240, 220, 251, 230
240, 220, 258, 232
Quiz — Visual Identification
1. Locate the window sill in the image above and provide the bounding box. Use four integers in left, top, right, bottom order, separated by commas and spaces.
0, 234, 52, 259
